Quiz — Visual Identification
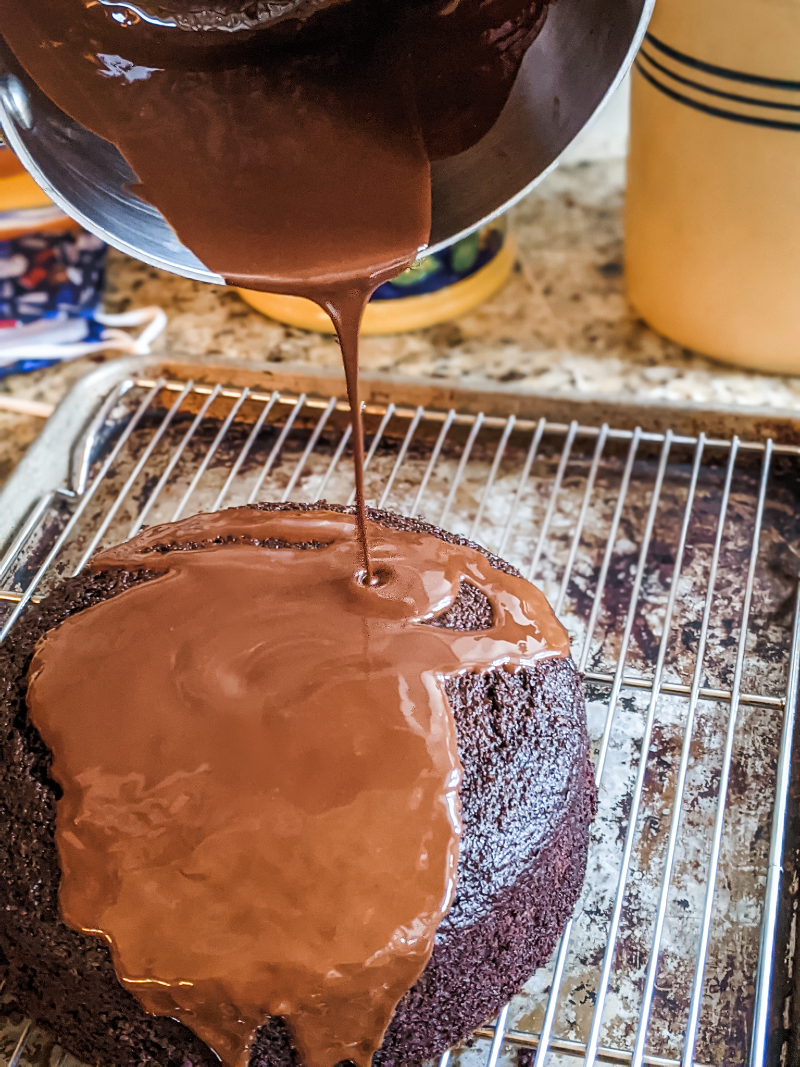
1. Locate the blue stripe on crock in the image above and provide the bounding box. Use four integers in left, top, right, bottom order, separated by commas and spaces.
639, 48, 800, 113
645, 32, 800, 90
635, 60, 800, 131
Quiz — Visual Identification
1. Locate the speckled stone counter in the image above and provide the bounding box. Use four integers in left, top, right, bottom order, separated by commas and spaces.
3, 158, 800, 488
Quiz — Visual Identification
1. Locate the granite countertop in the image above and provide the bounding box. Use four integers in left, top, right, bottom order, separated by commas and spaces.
3, 156, 800, 488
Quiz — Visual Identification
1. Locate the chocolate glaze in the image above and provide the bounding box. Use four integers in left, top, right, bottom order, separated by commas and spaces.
94, 0, 344, 34
25, 509, 569, 1067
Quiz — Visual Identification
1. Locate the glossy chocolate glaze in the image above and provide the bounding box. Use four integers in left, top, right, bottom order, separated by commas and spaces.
26, 509, 569, 1067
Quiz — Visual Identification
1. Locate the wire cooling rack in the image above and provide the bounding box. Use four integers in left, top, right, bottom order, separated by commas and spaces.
2, 362, 800, 1067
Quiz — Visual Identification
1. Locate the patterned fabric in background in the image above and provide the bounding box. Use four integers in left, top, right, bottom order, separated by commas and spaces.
0, 229, 107, 324
0, 227, 108, 378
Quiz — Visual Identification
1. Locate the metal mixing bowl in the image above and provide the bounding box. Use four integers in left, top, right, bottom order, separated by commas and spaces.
0, 0, 653, 285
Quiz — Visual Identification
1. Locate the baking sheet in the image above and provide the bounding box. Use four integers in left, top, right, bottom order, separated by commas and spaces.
2, 361, 799, 1067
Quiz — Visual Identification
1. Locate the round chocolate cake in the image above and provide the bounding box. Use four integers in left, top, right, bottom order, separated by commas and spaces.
0, 503, 595, 1067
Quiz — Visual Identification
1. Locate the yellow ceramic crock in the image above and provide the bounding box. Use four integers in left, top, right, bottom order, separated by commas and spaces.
625, 0, 800, 372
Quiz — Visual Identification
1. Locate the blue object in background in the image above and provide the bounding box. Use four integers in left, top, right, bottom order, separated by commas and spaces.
371, 226, 504, 301
0, 227, 108, 379
0, 229, 107, 323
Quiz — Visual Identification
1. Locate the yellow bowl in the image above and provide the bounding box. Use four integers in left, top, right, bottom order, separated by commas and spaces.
237, 234, 516, 335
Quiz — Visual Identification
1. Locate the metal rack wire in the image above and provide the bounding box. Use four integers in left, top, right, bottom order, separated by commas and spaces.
2, 372, 799, 1067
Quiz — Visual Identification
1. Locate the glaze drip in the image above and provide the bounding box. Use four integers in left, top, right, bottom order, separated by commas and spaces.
26, 509, 569, 1067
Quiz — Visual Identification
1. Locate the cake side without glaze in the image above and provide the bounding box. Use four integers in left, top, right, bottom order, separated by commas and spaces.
0, 503, 595, 1067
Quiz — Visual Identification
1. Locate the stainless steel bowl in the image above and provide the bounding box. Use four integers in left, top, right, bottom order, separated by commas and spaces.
0, 0, 653, 285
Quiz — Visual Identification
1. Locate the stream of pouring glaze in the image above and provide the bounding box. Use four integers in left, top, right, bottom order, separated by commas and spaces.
27, 509, 570, 1067
0, 0, 550, 572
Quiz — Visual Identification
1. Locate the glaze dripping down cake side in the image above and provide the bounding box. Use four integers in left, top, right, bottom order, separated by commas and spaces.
0, 503, 596, 1067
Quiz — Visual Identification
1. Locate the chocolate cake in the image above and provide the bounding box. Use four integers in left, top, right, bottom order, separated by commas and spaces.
0, 503, 595, 1067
